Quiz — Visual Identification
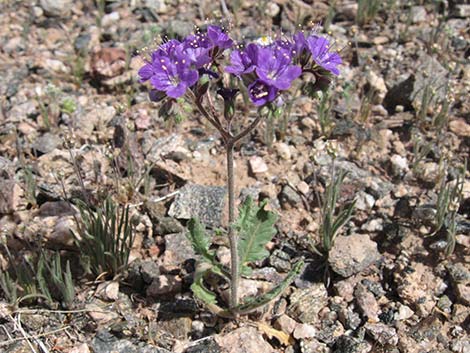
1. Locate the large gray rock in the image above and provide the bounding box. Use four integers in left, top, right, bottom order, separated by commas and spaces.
328, 234, 381, 277
383, 53, 448, 114
169, 184, 226, 228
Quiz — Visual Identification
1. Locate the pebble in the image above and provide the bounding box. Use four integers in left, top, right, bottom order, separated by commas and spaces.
390, 154, 409, 176
161, 232, 195, 272
449, 119, 470, 137
101, 12, 120, 27
275, 142, 291, 160
274, 314, 297, 335
364, 322, 398, 345
215, 326, 275, 353
355, 283, 380, 322
410, 6, 427, 23
249, 156, 269, 174
328, 234, 381, 278
293, 323, 316, 340
0, 180, 23, 214
394, 304, 414, 321
40, 0, 72, 17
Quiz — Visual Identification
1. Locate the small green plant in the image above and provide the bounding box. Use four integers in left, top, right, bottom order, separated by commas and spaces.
188, 197, 303, 317
356, 0, 381, 26
311, 168, 356, 257
72, 197, 135, 279
60, 97, 77, 115
432, 160, 466, 255
37, 252, 75, 308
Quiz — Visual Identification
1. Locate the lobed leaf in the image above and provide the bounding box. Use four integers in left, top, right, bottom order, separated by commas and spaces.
236, 197, 277, 271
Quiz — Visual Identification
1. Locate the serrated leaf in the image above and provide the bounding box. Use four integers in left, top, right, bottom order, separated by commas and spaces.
191, 263, 217, 305
187, 218, 215, 264
236, 197, 277, 270
235, 260, 304, 315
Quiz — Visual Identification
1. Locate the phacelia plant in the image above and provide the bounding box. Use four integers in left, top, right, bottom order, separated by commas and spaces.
139, 24, 342, 317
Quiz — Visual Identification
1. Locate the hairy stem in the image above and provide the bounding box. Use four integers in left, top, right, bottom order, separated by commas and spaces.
226, 140, 239, 311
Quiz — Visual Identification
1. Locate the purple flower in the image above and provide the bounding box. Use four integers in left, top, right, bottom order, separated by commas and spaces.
307, 36, 342, 75
225, 43, 258, 75
207, 25, 233, 49
248, 80, 278, 106
148, 55, 199, 98
254, 47, 301, 90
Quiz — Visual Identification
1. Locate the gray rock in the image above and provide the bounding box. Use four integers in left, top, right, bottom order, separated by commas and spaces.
355, 283, 380, 322
269, 249, 292, 272
169, 184, 226, 228
288, 283, 328, 323
333, 336, 371, 353
161, 232, 195, 272
452, 4, 470, 17
315, 318, 345, 345
328, 234, 381, 278
0, 180, 22, 214
38, 201, 75, 217
383, 53, 448, 114
184, 337, 222, 353
0, 157, 14, 179
91, 330, 171, 353
338, 306, 362, 330
364, 322, 398, 345
40, 0, 72, 16
410, 6, 427, 23
155, 217, 184, 235
157, 317, 192, 340
279, 185, 302, 209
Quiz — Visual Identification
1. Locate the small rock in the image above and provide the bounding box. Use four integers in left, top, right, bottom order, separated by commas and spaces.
333, 335, 372, 353
301, 117, 316, 130
328, 234, 381, 278
168, 184, 226, 228
146, 275, 182, 297
91, 48, 127, 79
101, 12, 120, 27
38, 201, 75, 217
44, 59, 69, 74
144, 0, 168, 13
288, 283, 328, 323
184, 337, 222, 353
296, 181, 310, 195
394, 304, 414, 321
48, 216, 76, 247
161, 232, 195, 272
215, 326, 275, 353
92, 330, 171, 353
355, 283, 380, 322
293, 323, 316, 339
32, 133, 63, 155
86, 303, 119, 325
361, 218, 383, 232
338, 306, 361, 330
390, 154, 409, 176
452, 4, 470, 18
279, 185, 302, 209
437, 295, 453, 314
364, 322, 398, 345
269, 249, 291, 272
69, 343, 90, 353
265, 2, 280, 17
95, 281, 119, 301
40, 0, 72, 16
0, 180, 23, 214
158, 317, 192, 340
395, 262, 447, 316
275, 142, 291, 160
367, 71, 387, 103
249, 156, 269, 174
355, 191, 375, 211
410, 6, 427, 23
449, 119, 470, 137
274, 314, 297, 335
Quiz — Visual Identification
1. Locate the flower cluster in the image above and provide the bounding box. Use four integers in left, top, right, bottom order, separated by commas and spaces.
138, 25, 342, 106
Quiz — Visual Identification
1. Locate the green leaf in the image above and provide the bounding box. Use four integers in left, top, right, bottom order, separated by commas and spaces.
187, 218, 215, 264
190, 263, 217, 305
235, 260, 304, 314
236, 197, 277, 272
